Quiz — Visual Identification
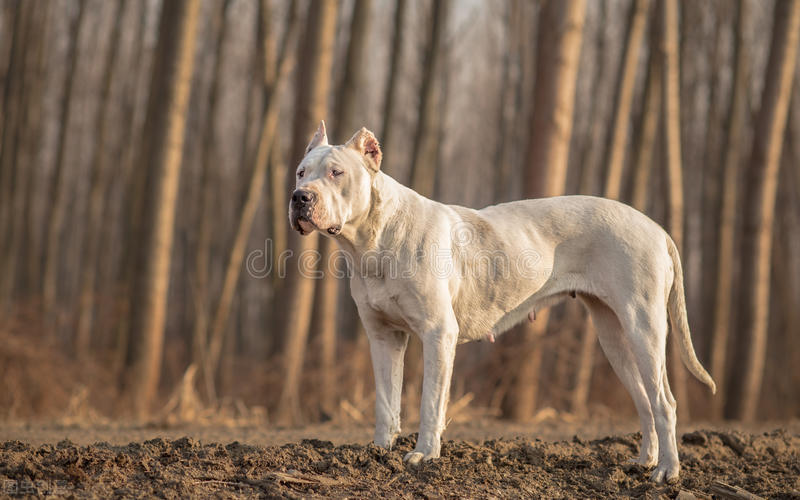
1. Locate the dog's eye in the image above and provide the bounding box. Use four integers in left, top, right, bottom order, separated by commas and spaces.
297, 169, 304, 178
331, 169, 344, 177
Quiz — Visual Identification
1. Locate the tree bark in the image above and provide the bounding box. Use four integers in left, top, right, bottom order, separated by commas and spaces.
111, 0, 150, 377
603, 0, 650, 200
333, 0, 372, 142
0, 3, 31, 287
379, 0, 407, 173
0, 0, 42, 313
268, 138, 288, 287
191, 0, 232, 399
75, 0, 125, 360
494, 0, 522, 203
523, 0, 586, 200
0, 1, 17, 105
710, 0, 748, 420
408, 0, 448, 198
41, 0, 85, 323
276, 0, 338, 425
576, 0, 608, 198
697, 2, 726, 358
266, 1, 298, 287
18, 2, 51, 298
630, 14, 662, 213
123, 0, 201, 419
259, 0, 277, 89
509, 0, 586, 421
729, 0, 800, 422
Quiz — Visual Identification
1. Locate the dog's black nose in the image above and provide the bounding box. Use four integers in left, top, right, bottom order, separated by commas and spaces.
292, 189, 315, 205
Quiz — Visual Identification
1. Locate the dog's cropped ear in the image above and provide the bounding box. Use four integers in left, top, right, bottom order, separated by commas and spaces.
305, 120, 329, 154
345, 127, 382, 172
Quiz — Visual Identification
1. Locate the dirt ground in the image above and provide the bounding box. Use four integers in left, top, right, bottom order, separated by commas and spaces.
0, 419, 798, 498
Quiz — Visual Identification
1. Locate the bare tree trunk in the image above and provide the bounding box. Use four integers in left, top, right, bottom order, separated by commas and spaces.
314, 243, 339, 416
268, 140, 288, 285
630, 16, 662, 213
75, 0, 125, 359
569, 318, 595, 415
408, 0, 448, 198
41, 0, 85, 323
0, 0, 40, 313
205, 10, 299, 401
333, 0, 371, 142
729, 0, 800, 422
0, 3, 31, 285
123, 0, 201, 419
603, 0, 650, 200
523, 0, 586, 200
276, 0, 338, 425
786, 81, 800, 416
509, 0, 586, 421
697, 2, 726, 357
576, 0, 608, 198
772, 163, 800, 416
379, 0, 406, 173
18, 2, 51, 299
792, 75, 800, 197
265, 1, 297, 287
259, 0, 277, 88
494, 0, 522, 203
0, 1, 16, 106
191, 0, 231, 399
661, 0, 684, 259
710, 0, 747, 419
661, 0, 690, 422
111, 0, 150, 377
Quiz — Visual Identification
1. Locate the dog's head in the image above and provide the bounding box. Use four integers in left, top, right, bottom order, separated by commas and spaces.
289, 121, 382, 236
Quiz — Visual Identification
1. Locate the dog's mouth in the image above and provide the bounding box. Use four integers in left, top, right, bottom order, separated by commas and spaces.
290, 211, 341, 236
291, 214, 316, 235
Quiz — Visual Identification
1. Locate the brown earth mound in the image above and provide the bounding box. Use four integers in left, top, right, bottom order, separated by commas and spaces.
0, 429, 797, 498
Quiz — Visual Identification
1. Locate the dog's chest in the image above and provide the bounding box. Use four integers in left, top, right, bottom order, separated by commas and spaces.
355, 276, 409, 328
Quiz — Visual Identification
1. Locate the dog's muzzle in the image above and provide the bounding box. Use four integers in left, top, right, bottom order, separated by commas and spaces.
290, 189, 341, 236
290, 189, 316, 235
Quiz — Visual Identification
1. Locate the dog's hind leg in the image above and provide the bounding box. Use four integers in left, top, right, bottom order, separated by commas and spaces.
581, 295, 658, 467
622, 306, 680, 483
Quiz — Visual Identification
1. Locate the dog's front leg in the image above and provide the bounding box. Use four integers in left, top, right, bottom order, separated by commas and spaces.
404, 324, 458, 466
367, 328, 409, 449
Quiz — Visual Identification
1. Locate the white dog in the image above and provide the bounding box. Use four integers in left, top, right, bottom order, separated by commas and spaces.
289, 122, 715, 483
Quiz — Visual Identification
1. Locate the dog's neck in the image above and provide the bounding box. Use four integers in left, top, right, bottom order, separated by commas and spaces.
332, 171, 418, 258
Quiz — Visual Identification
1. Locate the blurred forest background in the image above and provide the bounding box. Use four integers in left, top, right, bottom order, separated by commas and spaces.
1, 0, 799, 427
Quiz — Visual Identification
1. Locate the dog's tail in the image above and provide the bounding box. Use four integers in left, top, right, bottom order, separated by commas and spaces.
666, 235, 717, 393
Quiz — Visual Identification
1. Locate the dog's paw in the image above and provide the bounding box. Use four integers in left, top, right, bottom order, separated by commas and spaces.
649, 463, 679, 484
403, 450, 436, 467
627, 455, 656, 468
403, 451, 425, 466
374, 433, 398, 450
